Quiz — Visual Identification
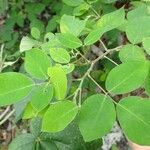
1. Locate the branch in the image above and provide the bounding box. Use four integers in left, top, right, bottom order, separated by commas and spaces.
0, 109, 15, 125
0, 106, 10, 120
73, 46, 122, 106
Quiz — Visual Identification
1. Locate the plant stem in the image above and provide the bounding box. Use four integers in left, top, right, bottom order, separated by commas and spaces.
0, 106, 10, 120
0, 109, 15, 125
73, 46, 121, 105
88, 75, 107, 94
90, 6, 100, 18
104, 56, 119, 66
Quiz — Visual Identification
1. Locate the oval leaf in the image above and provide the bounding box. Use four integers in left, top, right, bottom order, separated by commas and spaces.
25, 48, 51, 80
31, 84, 53, 112
84, 28, 103, 46
56, 33, 82, 49
119, 44, 145, 63
79, 94, 116, 142
31, 27, 40, 40
60, 14, 86, 37
97, 7, 125, 33
0, 72, 34, 106
42, 101, 78, 132
50, 48, 70, 64
48, 66, 67, 100
20, 36, 39, 52
126, 17, 150, 44
62, 0, 84, 6
105, 61, 149, 94
9, 133, 35, 150
117, 96, 150, 145
143, 37, 150, 55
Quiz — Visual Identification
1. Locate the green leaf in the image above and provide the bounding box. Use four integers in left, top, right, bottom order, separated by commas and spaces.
144, 71, 150, 96
30, 117, 42, 138
62, 0, 84, 6
79, 94, 116, 142
30, 19, 44, 33
117, 96, 150, 145
73, 3, 90, 16
42, 101, 78, 132
0, 0, 8, 15
127, 4, 148, 20
56, 33, 82, 49
48, 66, 67, 100
84, 7, 125, 46
105, 61, 149, 94
143, 37, 150, 55
31, 84, 53, 112
46, 16, 59, 32
9, 133, 35, 150
97, 7, 125, 33
86, 0, 98, 4
0, 72, 34, 106
23, 102, 37, 119
60, 14, 86, 37
38, 141, 58, 150
31, 27, 40, 40
102, 0, 117, 3
84, 28, 103, 46
55, 64, 75, 74
20, 36, 39, 52
41, 36, 63, 52
50, 48, 70, 64
61, 64, 75, 74
126, 17, 150, 44
25, 48, 51, 80
119, 44, 146, 63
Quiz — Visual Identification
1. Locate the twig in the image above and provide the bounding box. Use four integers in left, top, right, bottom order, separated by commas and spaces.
74, 49, 90, 63
104, 56, 119, 66
88, 75, 107, 95
0, 106, 10, 120
0, 109, 15, 125
100, 40, 108, 52
73, 47, 121, 105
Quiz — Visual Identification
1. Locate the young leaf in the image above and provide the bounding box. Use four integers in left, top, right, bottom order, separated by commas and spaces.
42, 101, 78, 132
55, 63, 75, 74
20, 36, 39, 52
25, 48, 51, 80
50, 48, 70, 64
61, 63, 75, 74
97, 7, 125, 33
9, 133, 35, 150
23, 102, 37, 119
79, 94, 116, 142
60, 14, 86, 37
0, 72, 34, 106
48, 66, 67, 100
62, 0, 84, 6
31, 27, 40, 40
119, 44, 146, 63
117, 96, 150, 145
126, 16, 150, 44
143, 37, 150, 55
105, 61, 149, 94
73, 3, 90, 16
56, 33, 82, 49
31, 84, 53, 112
84, 7, 125, 46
